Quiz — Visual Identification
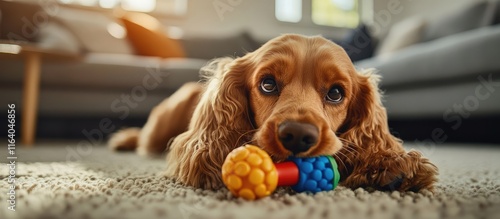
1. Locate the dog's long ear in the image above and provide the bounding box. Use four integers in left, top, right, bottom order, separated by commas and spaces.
199, 57, 254, 135
165, 57, 255, 189
339, 69, 403, 155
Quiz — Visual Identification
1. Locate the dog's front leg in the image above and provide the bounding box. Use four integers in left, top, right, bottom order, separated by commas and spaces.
339, 148, 438, 192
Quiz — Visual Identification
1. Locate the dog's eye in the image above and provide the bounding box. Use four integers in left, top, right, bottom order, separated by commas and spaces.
260, 78, 278, 93
326, 86, 343, 103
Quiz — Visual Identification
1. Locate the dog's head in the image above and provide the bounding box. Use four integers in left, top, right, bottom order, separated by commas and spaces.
200, 34, 391, 161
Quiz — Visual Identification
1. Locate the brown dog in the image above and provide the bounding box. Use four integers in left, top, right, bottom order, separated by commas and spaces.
109, 34, 438, 192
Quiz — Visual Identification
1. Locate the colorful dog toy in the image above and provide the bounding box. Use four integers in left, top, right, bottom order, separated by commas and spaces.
222, 144, 340, 200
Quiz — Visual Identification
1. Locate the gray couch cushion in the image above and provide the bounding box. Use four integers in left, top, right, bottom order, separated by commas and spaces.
423, 1, 495, 42
54, 54, 206, 90
375, 16, 426, 57
384, 79, 500, 118
180, 32, 260, 60
356, 25, 500, 88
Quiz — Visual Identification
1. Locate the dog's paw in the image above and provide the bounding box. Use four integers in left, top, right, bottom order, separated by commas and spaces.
108, 127, 140, 151
341, 150, 438, 192
371, 150, 438, 192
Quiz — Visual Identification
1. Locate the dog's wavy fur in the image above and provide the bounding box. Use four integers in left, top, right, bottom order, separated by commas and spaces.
109, 34, 438, 192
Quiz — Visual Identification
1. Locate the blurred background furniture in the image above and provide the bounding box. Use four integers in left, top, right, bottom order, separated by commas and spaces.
0, 41, 80, 145
355, 1, 500, 143
1, 0, 499, 145
0, 1, 260, 145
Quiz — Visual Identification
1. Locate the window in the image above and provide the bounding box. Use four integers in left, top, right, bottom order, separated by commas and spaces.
275, 0, 302, 23
312, 0, 359, 28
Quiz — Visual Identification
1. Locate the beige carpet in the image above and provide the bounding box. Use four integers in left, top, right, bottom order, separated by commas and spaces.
1, 141, 500, 219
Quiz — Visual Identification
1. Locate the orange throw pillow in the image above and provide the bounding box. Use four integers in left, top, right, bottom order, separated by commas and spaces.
120, 12, 185, 58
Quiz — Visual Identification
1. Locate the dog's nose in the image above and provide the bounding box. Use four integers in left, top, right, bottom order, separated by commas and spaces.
278, 121, 318, 154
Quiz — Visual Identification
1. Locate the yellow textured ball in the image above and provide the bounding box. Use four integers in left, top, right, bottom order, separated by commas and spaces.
222, 145, 278, 200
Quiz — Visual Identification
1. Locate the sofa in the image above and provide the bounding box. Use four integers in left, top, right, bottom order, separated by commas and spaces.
0, 1, 260, 139
1, 1, 498, 143
352, 1, 500, 143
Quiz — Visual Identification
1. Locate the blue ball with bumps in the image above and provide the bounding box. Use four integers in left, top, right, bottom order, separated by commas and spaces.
289, 156, 340, 193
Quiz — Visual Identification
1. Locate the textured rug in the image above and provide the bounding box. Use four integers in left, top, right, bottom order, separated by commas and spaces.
1, 141, 500, 219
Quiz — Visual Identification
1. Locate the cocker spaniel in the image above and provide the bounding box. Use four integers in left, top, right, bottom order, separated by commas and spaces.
109, 34, 438, 192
